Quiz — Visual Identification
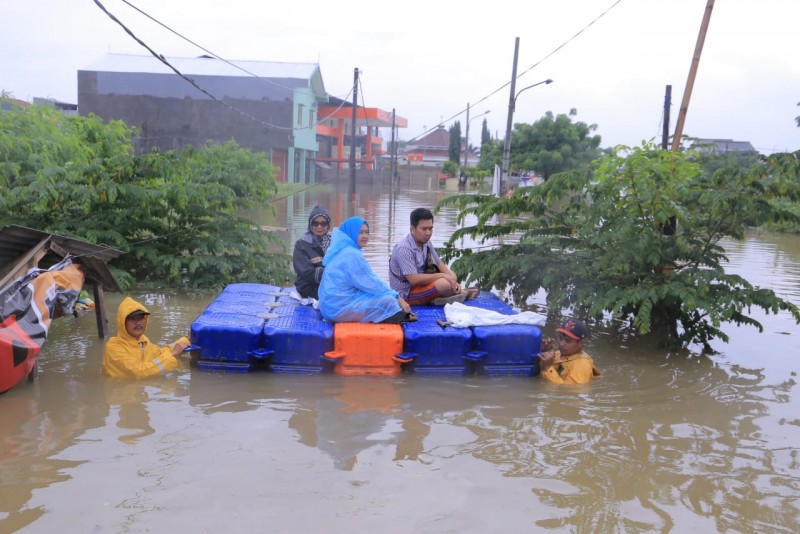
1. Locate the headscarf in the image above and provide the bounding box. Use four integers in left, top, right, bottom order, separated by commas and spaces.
339, 216, 367, 249
307, 205, 332, 252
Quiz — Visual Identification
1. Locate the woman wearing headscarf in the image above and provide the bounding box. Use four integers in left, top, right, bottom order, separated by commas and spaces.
292, 205, 332, 299
319, 216, 412, 323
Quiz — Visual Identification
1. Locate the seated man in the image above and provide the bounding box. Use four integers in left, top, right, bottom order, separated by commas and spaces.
389, 207, 478, 306
103, 297, 190, 379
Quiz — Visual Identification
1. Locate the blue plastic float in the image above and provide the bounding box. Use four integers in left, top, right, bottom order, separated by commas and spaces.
189, 284, 542, 376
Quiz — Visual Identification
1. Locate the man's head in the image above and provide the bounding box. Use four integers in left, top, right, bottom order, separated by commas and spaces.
410, 207, 434, 245
555, 319, 587, 356
125, 310, 150, 339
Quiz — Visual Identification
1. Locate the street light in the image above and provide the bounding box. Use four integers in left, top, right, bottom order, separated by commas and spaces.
501, 78, 552, 194
500, 38, 553, 195
463, 105, 491, 169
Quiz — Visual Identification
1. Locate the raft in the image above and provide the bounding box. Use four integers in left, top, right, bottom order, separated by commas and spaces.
190, 284, 542, 376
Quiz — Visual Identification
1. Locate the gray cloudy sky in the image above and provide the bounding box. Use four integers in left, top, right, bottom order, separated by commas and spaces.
3, 0, 799, 154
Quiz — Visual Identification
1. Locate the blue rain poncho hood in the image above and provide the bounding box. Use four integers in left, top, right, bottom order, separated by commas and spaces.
319, 218, 401, 323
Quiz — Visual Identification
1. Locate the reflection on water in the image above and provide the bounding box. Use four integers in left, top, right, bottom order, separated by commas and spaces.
2, 180, 799, 533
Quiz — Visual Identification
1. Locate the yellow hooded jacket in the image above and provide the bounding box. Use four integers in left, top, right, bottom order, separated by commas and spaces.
102, 297, 188, 379
540, 350, 600, 385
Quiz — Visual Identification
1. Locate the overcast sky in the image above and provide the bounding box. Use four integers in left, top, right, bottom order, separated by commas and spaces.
3, 0, 799, 154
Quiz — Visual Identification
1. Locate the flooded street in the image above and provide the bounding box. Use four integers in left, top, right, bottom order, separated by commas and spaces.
2, 177, 799, 533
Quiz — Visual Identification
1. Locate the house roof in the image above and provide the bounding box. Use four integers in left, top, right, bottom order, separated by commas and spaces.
318, 96, 408, 128
83, 53, 319, 79
81, 53, 327, 99
0, 225, 123, 292
405, 126, 450, 150
691, 138, 756, 153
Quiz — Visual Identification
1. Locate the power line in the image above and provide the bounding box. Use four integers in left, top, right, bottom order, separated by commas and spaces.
406, 0, 625, 144
93, 0, 292, 130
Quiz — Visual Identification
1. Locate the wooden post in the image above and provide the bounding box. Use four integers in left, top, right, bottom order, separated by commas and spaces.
93, 283, 109, 339
671, 0, 715, 152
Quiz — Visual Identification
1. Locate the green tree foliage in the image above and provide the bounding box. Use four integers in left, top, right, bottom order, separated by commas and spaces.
438, 142, 800, 351
0, 101, 291, 288
477, 139, 503, 173
448, 121, 462, 164
511, 110, 601, 180
481, 118, 491, 147
795, 101, 799, 127
442, 160, 458, 178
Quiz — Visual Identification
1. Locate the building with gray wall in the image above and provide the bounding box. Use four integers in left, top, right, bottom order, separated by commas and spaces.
78, 53, 328, 183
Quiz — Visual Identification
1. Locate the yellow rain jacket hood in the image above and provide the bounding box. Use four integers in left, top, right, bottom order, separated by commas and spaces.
102, 297, 186, 379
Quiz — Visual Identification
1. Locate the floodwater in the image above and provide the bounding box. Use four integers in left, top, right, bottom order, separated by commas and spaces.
2, 176, 799, 533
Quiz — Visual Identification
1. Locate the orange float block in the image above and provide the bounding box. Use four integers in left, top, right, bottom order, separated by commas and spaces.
324, 323, 410, 376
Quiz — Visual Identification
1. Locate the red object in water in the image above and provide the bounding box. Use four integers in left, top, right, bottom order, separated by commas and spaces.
0, 314, 40, 394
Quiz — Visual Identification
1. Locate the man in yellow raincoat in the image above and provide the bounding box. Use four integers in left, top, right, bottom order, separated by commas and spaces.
103, 296, 190, 379
539, 319, 601, 385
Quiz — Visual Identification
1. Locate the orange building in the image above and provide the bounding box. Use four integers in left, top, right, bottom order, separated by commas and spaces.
316, 97, 407, 171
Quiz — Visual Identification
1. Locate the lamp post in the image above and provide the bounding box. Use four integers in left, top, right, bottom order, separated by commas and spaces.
500, 38, 553, 194
463, 104, 490, 169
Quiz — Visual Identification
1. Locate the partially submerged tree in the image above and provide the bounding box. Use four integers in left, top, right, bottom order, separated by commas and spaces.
439, 142, 800, 351
511, 109, 601, 180
0, 100, 291, 289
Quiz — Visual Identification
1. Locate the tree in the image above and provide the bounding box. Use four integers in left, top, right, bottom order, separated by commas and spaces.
448, 121, 462, 164
796, 101, 799, 127
481, 118, 491, 146
0, 100, 292, 289
511, 110, 601, 180
438, 142, 800, 351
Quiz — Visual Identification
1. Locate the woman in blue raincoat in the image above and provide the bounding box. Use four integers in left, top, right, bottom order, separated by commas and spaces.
319, 217, 411, 323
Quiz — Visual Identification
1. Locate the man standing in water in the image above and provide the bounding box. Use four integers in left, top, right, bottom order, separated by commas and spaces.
103, 296, 190, 379
539, 319, 600, 384
389, 207, 479, 306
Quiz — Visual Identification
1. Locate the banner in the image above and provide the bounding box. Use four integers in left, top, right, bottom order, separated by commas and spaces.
1, 260, 85, 393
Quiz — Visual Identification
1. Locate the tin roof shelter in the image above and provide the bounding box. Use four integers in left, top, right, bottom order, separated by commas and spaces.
0, 225, 123, 338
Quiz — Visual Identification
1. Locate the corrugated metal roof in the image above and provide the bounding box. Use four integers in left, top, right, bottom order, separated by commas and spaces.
0, 225, 123, 292
81, 53, 320, 80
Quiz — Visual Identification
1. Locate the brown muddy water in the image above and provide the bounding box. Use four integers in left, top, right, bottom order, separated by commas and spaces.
2, 177, 799, 533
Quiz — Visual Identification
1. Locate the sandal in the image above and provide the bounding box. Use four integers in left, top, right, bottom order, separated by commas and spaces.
403, 312, 418, 323
465, 287, 481, 300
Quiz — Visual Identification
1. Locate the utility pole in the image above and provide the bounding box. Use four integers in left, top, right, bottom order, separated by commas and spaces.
662, 85, 672, 150
463, 103, 470, 169
500, 37, 520, 196
390, 108, 397, 181
349, 68, 359, 198
671, 0, 715, 152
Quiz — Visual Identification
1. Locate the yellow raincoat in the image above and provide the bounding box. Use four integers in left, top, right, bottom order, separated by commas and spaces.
540, 350, 600, 385
102, 297, 189, 379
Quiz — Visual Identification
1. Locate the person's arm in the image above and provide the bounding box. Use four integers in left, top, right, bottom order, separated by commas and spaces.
103, 338, 178, 379
398, 297, 411, 313
539, 350, 565, 384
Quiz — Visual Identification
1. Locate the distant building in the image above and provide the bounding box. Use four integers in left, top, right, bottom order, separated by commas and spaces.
33, 97, 78, 115
403, 125, 478, 165
691, 138, 757, 154
0, 97, 29, 111
317, 96, 407, 171
78, 53, 328, 183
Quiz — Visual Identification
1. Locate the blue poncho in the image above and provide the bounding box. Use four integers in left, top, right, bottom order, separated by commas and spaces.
319, 217, 402, 323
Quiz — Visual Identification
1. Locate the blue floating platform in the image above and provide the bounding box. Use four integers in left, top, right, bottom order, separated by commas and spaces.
191, 285, 542, 375
190, 312, 267, 364
469, 323, 542, 376
401, 314, 474, 375
262, 306, 334, 374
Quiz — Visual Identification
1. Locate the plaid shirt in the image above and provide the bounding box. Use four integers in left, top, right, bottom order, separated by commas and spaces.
389, 233, 441, 297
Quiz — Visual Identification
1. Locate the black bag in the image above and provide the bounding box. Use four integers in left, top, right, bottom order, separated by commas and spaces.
423, 247, 440, 274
